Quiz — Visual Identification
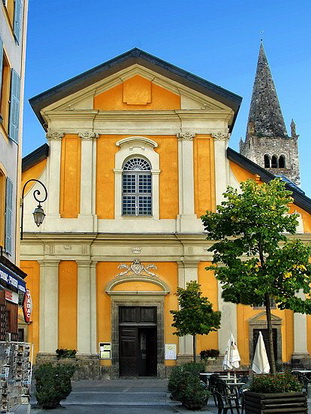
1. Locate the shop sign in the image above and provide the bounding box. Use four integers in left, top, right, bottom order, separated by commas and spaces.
4, 289, 19, 304
23, 289, 32, 323
0, 264, 26, 293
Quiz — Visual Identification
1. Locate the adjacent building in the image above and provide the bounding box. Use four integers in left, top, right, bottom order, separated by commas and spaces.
0, 0, 28, 342
20, 48, 311, 378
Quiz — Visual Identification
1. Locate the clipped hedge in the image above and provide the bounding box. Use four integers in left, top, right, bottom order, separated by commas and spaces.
35, 363, 75, 409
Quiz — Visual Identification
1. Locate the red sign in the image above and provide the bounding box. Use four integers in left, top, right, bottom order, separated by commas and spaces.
23, 289, 32, 323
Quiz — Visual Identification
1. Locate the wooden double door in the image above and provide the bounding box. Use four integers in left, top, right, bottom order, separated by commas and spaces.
119, 306, 157, 377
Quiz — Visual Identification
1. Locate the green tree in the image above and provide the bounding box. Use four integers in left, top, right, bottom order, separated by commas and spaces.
171, 281, 221, 362
201, 178, 311, 374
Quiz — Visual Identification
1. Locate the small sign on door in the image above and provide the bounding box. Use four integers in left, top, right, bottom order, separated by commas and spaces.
99, 342, 111, 359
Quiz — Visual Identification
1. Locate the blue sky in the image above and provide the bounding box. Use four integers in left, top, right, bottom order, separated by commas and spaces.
23, 0, 311, 195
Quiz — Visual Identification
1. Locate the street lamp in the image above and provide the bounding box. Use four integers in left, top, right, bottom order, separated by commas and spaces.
21, 179, 48, 240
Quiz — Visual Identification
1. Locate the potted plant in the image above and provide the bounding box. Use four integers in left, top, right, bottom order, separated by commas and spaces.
200, 349, 220, 371
244, 371, 307, 413
168, 362, 210, 410
56, 348, 77, 359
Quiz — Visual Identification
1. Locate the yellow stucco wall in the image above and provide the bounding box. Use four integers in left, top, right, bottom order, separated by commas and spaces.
58, 261, 77, 349
60, 134, 81, 218
94, 75, 181, 111
21, 159, 47, 194
20, 261, 40, 358
194, 135, 215, 216
155, 136, 178, 219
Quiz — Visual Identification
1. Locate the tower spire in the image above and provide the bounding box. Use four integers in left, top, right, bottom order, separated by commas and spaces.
247, 42, 287, 139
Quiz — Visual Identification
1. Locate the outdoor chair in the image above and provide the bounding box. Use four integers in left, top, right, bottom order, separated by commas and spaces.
213, 390, 240, 414
213, 378, 241, 414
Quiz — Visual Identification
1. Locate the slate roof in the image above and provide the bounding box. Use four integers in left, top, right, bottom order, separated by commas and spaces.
29, 48, 242, 131
246, 42, 288, 139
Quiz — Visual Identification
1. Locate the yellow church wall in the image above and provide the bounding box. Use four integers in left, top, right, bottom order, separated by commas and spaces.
197, 262, 218, 353
20, 261, 40, 358
237, 305, 293, 365
155, 136, 178, 219
21, 159, 47, 194
94, 75, 181, 111
289, 204, 311, 233
58, 261, 77, 350
229, 160, 257, 183
60, 134, 81, 218
194, 136, 215, 216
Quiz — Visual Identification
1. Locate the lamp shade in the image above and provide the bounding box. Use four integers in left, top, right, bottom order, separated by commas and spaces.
33, 204, 45, 227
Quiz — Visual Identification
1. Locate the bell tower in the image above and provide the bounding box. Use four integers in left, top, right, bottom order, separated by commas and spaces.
240, 42, 300, 185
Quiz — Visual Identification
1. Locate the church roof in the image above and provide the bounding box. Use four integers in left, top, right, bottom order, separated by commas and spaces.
247, 43, 287, 138
29, 48, 242, 131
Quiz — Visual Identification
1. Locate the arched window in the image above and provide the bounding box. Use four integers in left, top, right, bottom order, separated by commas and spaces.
264, 154, 270, 168
279, 155, 286, 168
271, 155, 278, 168
122, 158, 152, 216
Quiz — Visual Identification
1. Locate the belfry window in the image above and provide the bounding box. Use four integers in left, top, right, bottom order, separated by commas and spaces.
264, 154, 270, 168
279, 155, 285, 168
122, 158, 152, 216
271, 155, 278, 168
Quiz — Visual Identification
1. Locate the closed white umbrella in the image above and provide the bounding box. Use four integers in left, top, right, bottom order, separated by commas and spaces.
223, 334, 241, 380
252, 331, 270, 374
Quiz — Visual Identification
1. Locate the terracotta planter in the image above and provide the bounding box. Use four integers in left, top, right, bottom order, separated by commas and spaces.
244, 391, 307, 413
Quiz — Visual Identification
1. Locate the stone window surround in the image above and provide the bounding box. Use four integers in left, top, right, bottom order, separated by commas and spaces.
114, 136, 160, 220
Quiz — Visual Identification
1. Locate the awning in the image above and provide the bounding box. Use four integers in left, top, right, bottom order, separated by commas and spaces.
0, 263, 26, 293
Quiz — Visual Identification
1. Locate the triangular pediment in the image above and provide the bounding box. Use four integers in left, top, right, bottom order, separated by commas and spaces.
41, 66, 231, 114
30, 48, 242, 128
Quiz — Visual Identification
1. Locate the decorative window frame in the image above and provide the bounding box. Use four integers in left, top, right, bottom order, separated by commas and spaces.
114, 137, 160, 219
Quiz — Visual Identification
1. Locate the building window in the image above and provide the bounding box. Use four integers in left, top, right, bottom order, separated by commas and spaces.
2, 0, 23, 44
264, 154, 270, 168
122, 158, 152, 216
0, 169, 5, 248
271, 155, 278, 168
279, 155, 286, 168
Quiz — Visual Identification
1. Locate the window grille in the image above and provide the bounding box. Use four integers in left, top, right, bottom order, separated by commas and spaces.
122, 158, 152, 216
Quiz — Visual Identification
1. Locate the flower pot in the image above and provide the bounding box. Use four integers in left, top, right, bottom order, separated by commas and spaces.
244, 391, 307, 413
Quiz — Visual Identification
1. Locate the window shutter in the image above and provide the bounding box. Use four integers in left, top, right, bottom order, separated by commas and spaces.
0, 37, 3, 99
5, 178, 13, 255
8, 69, 21, 143
13, 0, 23, 44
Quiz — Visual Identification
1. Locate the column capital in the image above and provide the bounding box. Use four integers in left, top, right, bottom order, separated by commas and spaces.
46, 131, 65, 141
211, 131, 230, 141
38, 259, 60, 267
177, 131, 196, 141
79, 131, 99, 140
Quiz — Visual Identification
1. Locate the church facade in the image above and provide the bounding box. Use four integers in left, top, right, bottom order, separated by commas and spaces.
20, 48, 311, 378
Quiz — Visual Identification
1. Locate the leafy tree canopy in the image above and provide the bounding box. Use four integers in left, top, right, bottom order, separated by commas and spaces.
171, 281, 221, 337
201, 179, 311, 314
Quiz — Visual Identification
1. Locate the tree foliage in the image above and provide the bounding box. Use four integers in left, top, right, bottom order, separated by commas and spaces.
201, 179, 311, 373
171, 281, 221, 362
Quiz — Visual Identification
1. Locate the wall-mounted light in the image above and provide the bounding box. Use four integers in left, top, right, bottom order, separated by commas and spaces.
21, 179, 48, 240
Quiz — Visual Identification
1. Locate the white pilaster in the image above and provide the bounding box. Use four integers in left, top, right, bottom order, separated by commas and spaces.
90, 261, 98, 354
212, 131, 230, 205
177, 261, 198, 355
78, 132, 98, 219
177, 132, 197, 232
293, 290, 309, 356
46, 131, 64, 217
77, 260, 92, 354
39, 260, 59, 353
217, 279, 237, 354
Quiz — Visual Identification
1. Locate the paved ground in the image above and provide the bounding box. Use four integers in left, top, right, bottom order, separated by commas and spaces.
14, 378, 311, 413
